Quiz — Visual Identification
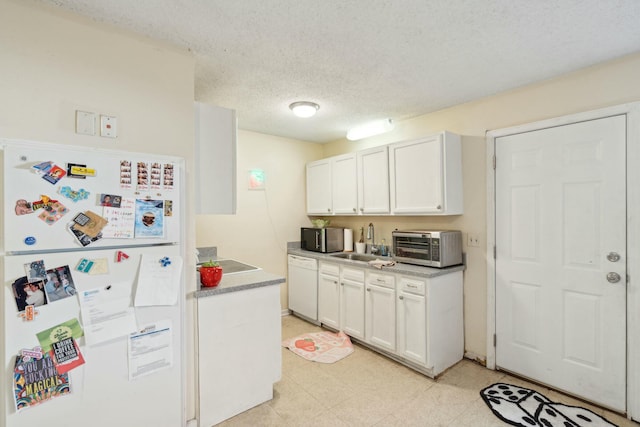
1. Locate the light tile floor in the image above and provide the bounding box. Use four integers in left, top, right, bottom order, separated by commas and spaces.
218, 315, 639, 426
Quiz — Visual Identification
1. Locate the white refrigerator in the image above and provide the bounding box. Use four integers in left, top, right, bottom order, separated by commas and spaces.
1, 139, 185, 427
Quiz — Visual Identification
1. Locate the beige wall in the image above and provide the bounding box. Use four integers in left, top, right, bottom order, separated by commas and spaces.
196, 129, 323, 309
0, 0, 198, 418
321, 52, 640, 361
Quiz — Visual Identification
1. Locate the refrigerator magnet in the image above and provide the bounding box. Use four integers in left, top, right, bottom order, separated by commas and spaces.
24, 236, 36, 246
60, 186, 90, 202
68, 163, 96, 178
15, 199, 34, 215
18, 305, 40, 322
37, 201, 69, 225
42, 164, 67, 184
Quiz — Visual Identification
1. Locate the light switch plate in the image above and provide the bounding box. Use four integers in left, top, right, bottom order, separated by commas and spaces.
76, 110, 96, 135
100, 115, 117, 138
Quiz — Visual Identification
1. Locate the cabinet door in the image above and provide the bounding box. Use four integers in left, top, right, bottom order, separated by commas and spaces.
318, 273, 340, 329
365, 283, 396, 351
332, 153, 358, 214
397, 290, 427, 366
389, 132, 462, 215
195, 102, 237, 214
306, 159, 332, 214
340, 279, 365, 340
357, 146, 390, 214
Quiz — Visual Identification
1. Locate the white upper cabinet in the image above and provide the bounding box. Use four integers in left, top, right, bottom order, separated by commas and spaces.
305, 131, 462, 216
389, 131, 463, 215
306, 159, 332, 215
331, 153, 358, 214
357, 146, 390, 214
195, 102, 237, 214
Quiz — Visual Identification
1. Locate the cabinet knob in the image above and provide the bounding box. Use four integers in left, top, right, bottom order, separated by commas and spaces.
399, 295, 404, 300
436, 205, 442, 210
353, 208, 356, 212
360, 208, 364, 212
327, 208, 331, 213
366, 288, 371, 292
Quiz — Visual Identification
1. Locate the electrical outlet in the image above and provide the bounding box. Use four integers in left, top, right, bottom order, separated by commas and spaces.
468, 233, 481, 247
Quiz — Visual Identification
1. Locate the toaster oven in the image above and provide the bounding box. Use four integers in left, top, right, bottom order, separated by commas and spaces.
392, 230, 462, 268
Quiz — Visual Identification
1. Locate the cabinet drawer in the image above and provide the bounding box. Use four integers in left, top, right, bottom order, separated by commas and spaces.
367, 272, 395, 289
319, 262, 339, 276
341, 266, 364, 282
399, 277, 426, 295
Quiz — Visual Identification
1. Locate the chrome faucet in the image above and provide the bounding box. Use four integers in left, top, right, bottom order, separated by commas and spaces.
367, 223, 378, 254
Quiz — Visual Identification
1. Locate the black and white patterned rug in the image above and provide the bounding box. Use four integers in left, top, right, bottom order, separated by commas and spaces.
480, 383, 618, 427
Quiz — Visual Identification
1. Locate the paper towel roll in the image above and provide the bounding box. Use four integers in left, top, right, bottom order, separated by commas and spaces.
343, 228, 353, 252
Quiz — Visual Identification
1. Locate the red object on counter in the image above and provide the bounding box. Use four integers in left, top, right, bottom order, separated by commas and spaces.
200, 266, 223, 287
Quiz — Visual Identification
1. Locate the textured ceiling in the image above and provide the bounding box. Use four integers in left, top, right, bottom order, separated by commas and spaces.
39, 0, 640, 143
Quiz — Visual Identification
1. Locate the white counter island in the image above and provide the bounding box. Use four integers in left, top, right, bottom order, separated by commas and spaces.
195, 268, 284, 427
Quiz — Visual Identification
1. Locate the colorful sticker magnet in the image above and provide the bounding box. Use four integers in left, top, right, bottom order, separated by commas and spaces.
38, 201, 69, 225
68, 164, 96, 178
42, 165, 66, 184
66, 163, 87, 179
31, 195, 57, 211
76, 258, 95, 273
15, 199, 34, 215
60, 186, 90, 202
20, 347, 43, 360
116, 251, 129, 262
18, 305, 39, 322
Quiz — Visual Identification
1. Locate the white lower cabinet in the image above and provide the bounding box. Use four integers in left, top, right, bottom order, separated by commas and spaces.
397, 276, 427, 366
340, 266, 365, 340
318, 262, 340, 330
365, 271, 396, 352
303, 255, 463, 378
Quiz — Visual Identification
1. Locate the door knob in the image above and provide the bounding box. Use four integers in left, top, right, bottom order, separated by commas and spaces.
607, 252, 621, 262
606, 272, 621, 283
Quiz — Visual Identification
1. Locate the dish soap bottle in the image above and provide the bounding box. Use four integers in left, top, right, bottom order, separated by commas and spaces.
380, 238, 388, 256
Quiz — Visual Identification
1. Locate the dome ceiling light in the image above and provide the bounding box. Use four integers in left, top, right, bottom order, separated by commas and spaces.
289, 101, 319, 118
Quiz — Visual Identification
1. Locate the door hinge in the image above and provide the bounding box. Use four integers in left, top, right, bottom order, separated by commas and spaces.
493, 334, 497, 347
493, 155, 496, 170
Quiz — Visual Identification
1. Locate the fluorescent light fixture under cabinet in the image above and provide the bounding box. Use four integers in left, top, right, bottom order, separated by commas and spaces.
347, 118, 394, 141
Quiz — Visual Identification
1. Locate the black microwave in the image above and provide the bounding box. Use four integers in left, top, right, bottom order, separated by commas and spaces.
301, 227, 344, 253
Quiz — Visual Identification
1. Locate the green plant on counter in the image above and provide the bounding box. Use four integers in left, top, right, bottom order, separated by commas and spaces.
200, 259, 220, 268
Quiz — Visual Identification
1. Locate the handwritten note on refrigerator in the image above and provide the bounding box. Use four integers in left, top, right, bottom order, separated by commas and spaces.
134, 254, 183, 306
101, 197, 136, 238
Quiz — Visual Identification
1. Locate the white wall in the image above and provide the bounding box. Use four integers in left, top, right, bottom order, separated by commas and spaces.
196, 129, 323, 310
0, 0, 198, 419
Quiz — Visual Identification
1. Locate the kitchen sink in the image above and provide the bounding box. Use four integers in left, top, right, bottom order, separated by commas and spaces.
329, 253, 388, 262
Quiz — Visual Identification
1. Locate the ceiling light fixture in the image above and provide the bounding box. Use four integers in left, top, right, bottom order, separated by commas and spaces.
346, 118, 394, 141
289, 101, 319, 118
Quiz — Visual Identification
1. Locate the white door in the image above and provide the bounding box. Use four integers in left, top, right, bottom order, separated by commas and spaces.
495, 115, 627, 410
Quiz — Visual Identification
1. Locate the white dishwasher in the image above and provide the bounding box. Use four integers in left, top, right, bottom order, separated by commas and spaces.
287, 254, 318, 321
